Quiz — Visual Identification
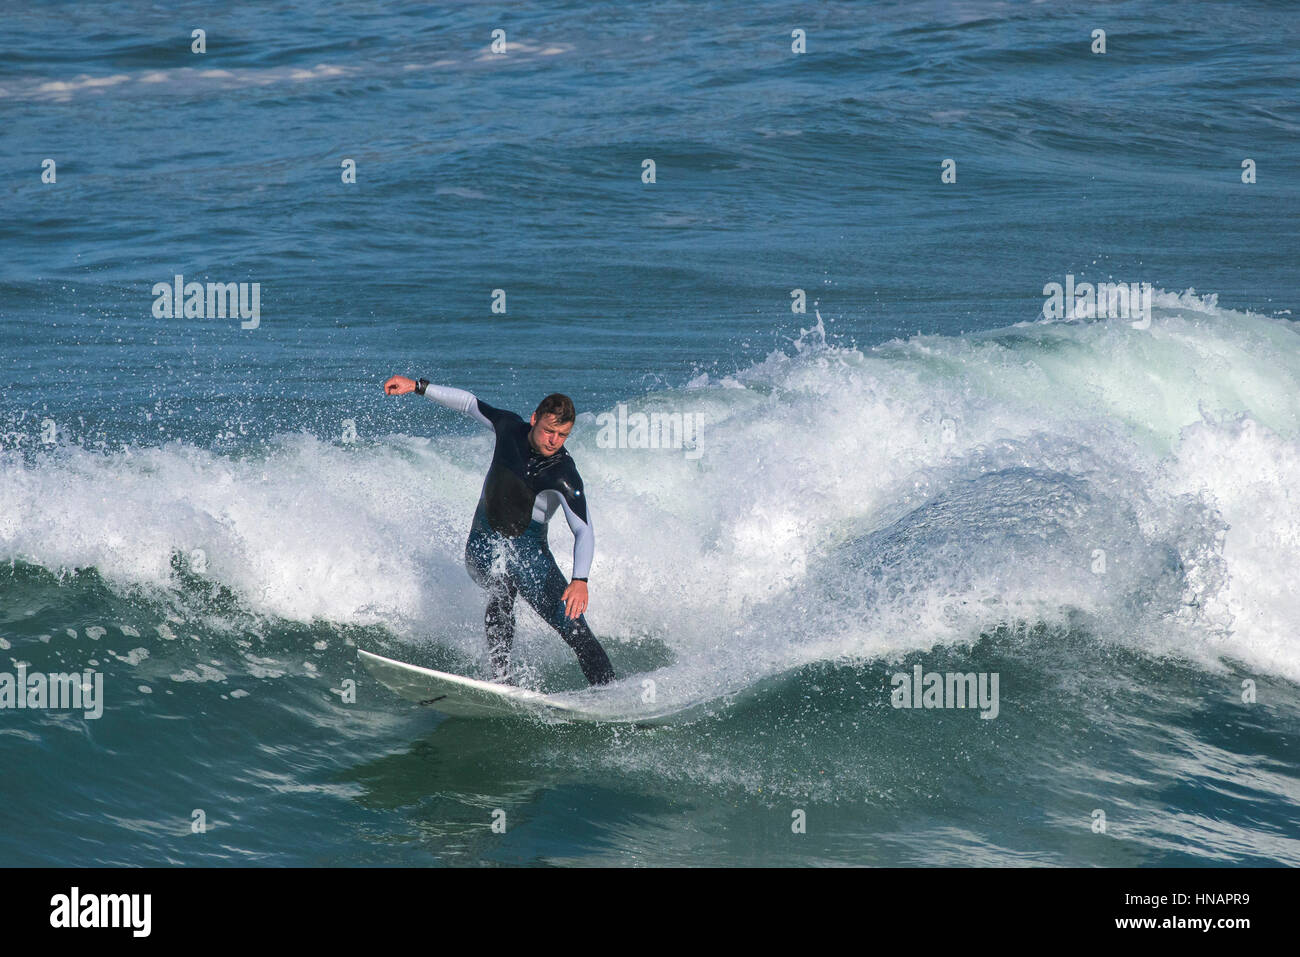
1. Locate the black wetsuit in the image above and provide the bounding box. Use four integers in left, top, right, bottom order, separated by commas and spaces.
418, 383, 615, 685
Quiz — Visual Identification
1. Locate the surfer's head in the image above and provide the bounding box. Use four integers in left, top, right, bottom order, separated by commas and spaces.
529, 393, 575, 456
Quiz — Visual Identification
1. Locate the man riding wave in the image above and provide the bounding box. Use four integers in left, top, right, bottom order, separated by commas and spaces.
384, 376, 615, 685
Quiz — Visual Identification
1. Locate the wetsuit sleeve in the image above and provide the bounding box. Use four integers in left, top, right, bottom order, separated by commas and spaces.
557, 480, 593, 581
421, 384, 501, 430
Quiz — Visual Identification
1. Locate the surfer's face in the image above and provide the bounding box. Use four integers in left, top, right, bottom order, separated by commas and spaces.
528, 413, 572, 456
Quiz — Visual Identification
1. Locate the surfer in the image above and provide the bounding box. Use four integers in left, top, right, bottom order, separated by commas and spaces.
383, 376, 616, 686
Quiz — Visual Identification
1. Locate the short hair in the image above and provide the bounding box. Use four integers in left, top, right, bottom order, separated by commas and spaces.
533, 393, 576, 425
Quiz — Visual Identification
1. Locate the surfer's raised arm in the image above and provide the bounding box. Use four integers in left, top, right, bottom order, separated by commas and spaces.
383, 376, 494, 429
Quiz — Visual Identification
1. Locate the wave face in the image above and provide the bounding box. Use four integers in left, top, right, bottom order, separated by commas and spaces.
3, 293, 1299, 866
6, 291, 1297, 680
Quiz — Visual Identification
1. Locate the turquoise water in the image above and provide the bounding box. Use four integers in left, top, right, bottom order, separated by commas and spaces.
2, 0, 1299, 866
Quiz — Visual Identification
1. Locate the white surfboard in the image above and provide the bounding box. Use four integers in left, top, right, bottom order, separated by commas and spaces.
358, 649, 695, 725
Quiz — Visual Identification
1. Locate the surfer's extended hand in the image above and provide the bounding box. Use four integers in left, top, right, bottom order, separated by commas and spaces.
384, 375, 417, 395
562, 580, 588, 619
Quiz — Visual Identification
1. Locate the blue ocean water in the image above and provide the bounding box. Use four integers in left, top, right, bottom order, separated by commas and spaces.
2, 0, 1298, 866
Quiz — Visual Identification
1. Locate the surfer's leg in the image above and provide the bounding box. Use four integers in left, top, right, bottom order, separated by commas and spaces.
484, 580, 517, 680
513, 543, 616, 686
465, 515, 519, 681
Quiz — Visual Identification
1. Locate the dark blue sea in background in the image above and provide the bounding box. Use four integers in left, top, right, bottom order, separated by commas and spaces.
2, 1, 1298, 866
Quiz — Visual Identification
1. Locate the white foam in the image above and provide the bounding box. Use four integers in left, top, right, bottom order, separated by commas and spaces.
9, 63, 357, 103
1, 288, 1297, 690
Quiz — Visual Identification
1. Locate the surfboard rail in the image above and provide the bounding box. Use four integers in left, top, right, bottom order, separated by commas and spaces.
357, 648, 695, 725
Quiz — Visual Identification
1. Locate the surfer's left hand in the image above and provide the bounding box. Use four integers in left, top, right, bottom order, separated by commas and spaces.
562, 580, 588, 619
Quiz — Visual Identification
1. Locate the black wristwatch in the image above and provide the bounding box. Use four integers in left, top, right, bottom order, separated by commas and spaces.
415, 378, 429, 395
